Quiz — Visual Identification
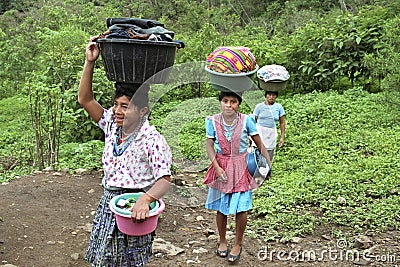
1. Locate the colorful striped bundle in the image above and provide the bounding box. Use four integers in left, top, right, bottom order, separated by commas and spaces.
206, 46, 257, 74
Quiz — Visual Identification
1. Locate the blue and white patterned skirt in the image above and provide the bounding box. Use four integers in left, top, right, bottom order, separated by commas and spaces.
85, 188, 154, 267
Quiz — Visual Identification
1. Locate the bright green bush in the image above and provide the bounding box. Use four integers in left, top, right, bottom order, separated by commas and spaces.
57, 140, 104, 172
0, 95, 35, 182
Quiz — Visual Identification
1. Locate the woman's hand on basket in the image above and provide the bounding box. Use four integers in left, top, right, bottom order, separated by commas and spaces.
130, 194, 151, 223
85, 37, 100, 62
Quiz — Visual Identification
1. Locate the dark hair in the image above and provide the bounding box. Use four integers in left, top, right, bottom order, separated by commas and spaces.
114, 82, 150, 108
265, 91, 278, 97
218, 91, 242, 105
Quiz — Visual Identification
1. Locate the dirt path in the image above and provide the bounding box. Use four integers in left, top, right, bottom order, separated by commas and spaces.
0, 172, 399, 267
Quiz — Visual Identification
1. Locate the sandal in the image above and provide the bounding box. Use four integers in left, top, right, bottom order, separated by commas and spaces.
227, 246, 242, 263
216, 243, 228, 258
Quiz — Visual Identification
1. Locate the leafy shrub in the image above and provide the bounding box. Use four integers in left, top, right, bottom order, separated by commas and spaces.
57, 140, 104, 172
0, 95, 35, 182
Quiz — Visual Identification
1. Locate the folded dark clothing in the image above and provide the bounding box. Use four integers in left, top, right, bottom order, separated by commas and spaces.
105, 29, 131, 39
109, 24, 174, 38
102, 17, 184, 45
105, 23, 174, 42
106, 18, 164, 29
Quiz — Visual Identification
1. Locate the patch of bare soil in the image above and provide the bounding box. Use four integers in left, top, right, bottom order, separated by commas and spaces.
0, 171, 399, 267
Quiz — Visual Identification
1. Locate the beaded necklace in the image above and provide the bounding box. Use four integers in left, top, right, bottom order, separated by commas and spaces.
220, 112, 238, 142
113, 116, 146, 166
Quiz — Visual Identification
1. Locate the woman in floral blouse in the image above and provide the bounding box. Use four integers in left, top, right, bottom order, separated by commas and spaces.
78, 37, 172, 267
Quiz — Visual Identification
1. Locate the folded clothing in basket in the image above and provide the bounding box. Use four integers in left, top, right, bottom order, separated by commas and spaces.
101, 17, 174, 42
206, 46, 257, 74
106, 18, 165, 29
257, 65, 290, 82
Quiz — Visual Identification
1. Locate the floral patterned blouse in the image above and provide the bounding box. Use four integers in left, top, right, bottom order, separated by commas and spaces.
97, 108, 172, 189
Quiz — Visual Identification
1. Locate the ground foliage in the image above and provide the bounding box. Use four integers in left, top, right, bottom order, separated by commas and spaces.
251, 88, 400, 240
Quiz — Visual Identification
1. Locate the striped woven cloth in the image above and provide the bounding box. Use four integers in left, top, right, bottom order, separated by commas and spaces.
206, 46, 257, 74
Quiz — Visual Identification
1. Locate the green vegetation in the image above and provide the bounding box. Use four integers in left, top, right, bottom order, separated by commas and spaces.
0, 0, 399, 239
252, 88, 400, 240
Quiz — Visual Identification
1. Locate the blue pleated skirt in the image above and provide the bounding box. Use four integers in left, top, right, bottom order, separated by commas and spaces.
205, 187, 253, 215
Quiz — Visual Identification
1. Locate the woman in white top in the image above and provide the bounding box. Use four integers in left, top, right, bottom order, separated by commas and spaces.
252, 91, 285, 162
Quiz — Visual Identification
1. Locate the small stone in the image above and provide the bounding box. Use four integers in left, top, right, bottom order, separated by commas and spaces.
85, 223, 93, 232
74, 168, 87, 174
196, 215, 204, 221
88, 189, 95, 194
153, 238, 184, 256
193, 247, 208, 254
354, 235, 373, 249
70, 253, 79, 260
47, 241, 56, 245
52, 172, 62, 176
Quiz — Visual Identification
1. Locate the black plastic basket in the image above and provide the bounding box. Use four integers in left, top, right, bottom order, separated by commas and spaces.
97, 38, 180, 84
